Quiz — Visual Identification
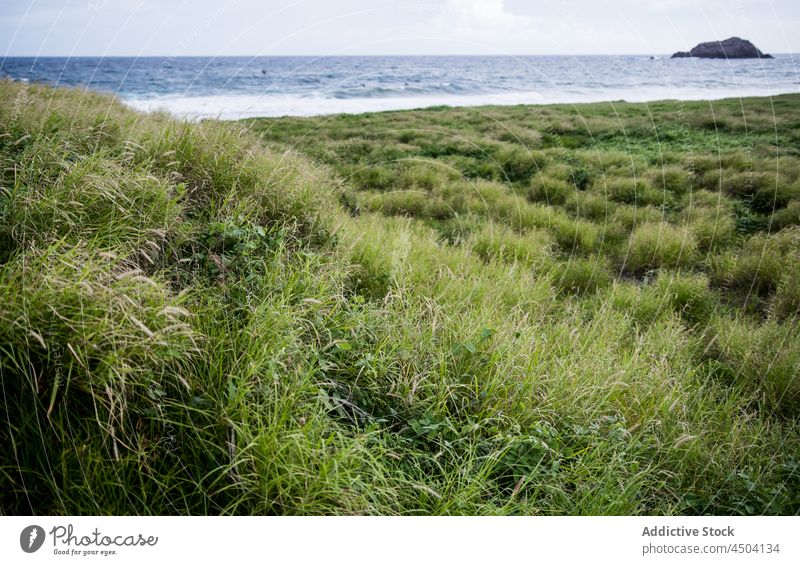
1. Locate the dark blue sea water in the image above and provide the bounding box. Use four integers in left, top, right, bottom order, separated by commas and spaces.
1, 55, 798, 118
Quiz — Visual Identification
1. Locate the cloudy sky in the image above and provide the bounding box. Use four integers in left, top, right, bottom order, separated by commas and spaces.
1, 0, 798, 56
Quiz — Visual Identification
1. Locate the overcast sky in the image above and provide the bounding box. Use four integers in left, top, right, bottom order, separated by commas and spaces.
1, 0, 798, 57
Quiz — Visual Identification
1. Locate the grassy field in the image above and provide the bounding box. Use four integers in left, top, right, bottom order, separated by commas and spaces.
1, 79, 799, 515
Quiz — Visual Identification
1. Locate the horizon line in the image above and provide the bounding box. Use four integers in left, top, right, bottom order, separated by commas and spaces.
3, 52, 797, 59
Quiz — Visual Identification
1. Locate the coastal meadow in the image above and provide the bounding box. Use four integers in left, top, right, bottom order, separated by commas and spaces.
1, 79, 799, 515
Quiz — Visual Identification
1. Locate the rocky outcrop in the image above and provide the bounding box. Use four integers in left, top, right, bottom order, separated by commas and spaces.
671, 37, 773, 59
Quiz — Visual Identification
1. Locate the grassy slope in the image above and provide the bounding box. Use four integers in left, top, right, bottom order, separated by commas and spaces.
1, 79, 799, 515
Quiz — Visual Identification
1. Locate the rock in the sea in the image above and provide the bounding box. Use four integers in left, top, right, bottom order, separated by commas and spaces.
671, 37, 773, 59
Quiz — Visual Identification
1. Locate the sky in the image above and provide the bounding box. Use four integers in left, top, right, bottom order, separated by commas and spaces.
1, 0, 799, 57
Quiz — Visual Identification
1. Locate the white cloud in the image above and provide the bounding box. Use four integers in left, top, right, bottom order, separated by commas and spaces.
445, 0, 530, 28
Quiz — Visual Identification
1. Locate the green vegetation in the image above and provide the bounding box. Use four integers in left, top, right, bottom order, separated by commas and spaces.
2, 79, 799, 515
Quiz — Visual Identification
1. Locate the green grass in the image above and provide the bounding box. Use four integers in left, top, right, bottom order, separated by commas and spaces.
1, 79, 799, 515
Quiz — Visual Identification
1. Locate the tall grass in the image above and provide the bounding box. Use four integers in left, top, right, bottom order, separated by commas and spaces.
2, 80, 799, 515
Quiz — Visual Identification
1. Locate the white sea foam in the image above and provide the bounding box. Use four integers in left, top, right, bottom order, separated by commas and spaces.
123, 85, 800, 120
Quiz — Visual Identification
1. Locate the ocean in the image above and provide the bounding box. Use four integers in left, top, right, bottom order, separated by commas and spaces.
1, 55, 798, 119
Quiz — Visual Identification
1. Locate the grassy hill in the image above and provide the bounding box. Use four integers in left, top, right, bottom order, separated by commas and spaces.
1, 79, 799, 515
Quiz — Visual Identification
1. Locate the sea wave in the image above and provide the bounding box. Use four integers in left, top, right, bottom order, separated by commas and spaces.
328, 82, 482, 99
123, 85, 800, 120
5, 55, 798, 119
